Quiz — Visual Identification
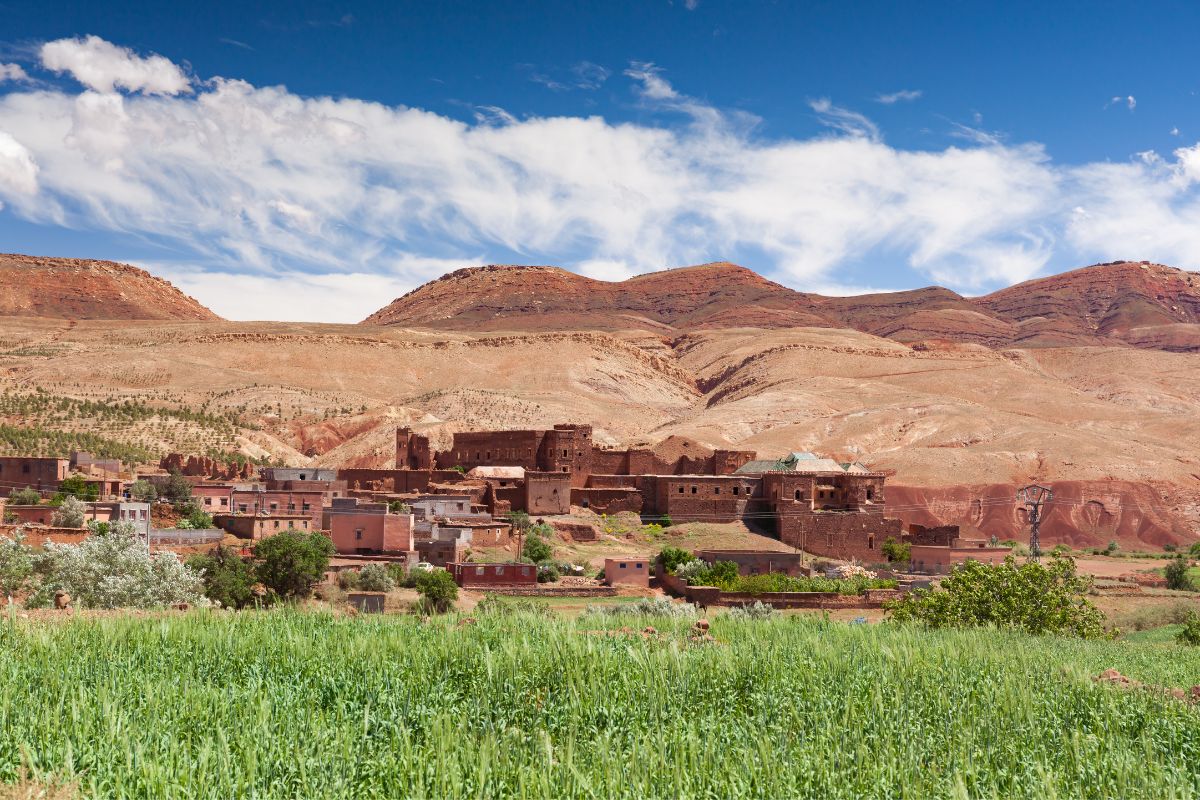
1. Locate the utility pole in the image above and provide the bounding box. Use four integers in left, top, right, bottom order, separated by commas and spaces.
1017, 484, 1053, 561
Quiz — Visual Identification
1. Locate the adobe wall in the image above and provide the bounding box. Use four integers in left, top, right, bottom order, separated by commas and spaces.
909, 544, 1011, 575
654, 476, 759, 523
415, 539, 465, 566
571, 487, 643, 515
0, 457, 69, 491
525, 472, 571, 515
394, 427, 433, 470
0, 525, 89, 547
437, 430, 545, 471
337, 469, 461, 493
906, 524, 960, 546
778, 512, 903, 561
585, 474, 641, 489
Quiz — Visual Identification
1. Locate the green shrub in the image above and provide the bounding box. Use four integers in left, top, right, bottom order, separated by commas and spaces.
881, 537, 911, 563
186, 545, 257, 609
504, 510, 531, 533
51, 495, 86, 528
8, 487, 41, 506
584, 597, 696, 617
886, 556, 1108, 639
337, 570, 361, 591
1176, 611, 1200, 646
358, 563, 395, 592
724, 601, 776, 620
0, 530, 35, 604
535, 560, 560, 583
474, 594, 553, 617
1164, 555, 1195, 591
163, 472, 193, 506
522, 532, 553, 563
656, 546, 693, 575
388, 563, 418, 588
252, 530, 335, 600
57, 474, 99, 501
414, 569, 458, 613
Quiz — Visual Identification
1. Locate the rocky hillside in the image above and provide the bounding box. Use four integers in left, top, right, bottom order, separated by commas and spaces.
0, 254, 219, 320
365, 259, 1200, 352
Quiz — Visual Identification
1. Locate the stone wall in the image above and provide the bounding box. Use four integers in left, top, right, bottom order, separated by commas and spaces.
778, 512, 903, 561
571, 487, 643, 515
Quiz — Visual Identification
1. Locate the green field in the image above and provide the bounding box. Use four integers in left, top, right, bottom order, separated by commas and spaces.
1, 610, 1199, 799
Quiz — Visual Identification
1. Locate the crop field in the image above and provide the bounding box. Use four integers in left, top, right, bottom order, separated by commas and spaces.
1, 610, 1199, 799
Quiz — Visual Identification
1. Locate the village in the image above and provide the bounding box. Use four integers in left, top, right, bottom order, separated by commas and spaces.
0, 422, 1031, 614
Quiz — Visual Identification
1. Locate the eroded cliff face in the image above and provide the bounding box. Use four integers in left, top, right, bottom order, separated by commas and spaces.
887, 481, 1200, 548
0, 254, 219, 321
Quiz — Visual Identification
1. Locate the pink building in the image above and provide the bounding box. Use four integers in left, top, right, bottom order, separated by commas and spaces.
604, 557, 650, 587
324, 497, 415, 556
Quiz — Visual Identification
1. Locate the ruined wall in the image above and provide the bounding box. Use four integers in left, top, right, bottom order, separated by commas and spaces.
437, 430, 545, 471
778, 512, 902, 562
694, 549, 806, 576
905, 523, 960, 546
337, 468, 461, 493
394, 427, 433, 470
571, 487, 643, 515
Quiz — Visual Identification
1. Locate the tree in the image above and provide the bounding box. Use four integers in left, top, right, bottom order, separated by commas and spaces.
886, 556, 1109, 639
0, 531, 35, 604
163, 472, 192, 506
504, 510, 532, 533
184, 508, 214, 530
881, 537, 911, 563
56, 474, 99, 502
186, 545, 257, 609
1164, 555, 1195, 591
29, 521, 208, 610
387, 501, 411, 514
253, 529, 335, 600
129, 480, 157, 503
8, 487, 41, 506
522, 531, 553, 563
51, 496, 86, 528
358, 563, 395, 592
414, 569, 458, 613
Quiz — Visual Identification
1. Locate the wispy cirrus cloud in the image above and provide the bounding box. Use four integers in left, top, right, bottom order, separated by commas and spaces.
0, 36, 1197, 321
875, 89, 922, 104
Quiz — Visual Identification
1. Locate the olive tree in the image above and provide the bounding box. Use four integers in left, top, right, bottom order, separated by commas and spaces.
0, 530, 35, 604
51, 495, 87, 528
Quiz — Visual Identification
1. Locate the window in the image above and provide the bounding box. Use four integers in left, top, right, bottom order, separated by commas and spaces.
355, 529, 363, 540
486, 451, 491, 459
677, 486, 684, 494
238, 504, 248, 513
475, 566, 485, 575
21, 464, 29, 474
273, 521, 281, 529
269, 503, 278, 512
203, 497, 212, 506
795, 489, 802, 501
220, 499, 228, 507
866, 487, 875, 501
691, 486, 697, 494
562, 467, 568, 472
635, 563, 644, 569
714, 487, 720, 495
619, 563, 627, 569
733, 486, 740, 496
868, 535, 874, 550
302, 502, 310, 510
287, 503, 295, 511
496, 566, 504, 575
299, 474, 306, 480
562, 449, 568, 458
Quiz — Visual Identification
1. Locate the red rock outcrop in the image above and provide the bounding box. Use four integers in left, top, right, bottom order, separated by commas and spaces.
0, 253, 219, 320
159, 453, 253, 480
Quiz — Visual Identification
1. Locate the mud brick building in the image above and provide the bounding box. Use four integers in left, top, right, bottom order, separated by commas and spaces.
323, 497, 417, 557
215, 513, 313, 540
448, 561, 537, 588
230, 488, 326, 529
0, 457, 70, 493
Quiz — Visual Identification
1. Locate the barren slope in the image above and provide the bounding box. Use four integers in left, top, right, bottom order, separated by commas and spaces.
0, 254, 219, 321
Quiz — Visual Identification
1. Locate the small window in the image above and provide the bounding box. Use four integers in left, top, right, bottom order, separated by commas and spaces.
287, 503, 295, 511
691, 486, 697, 494
619, 563, 627, 569
868, 535, 874, 550
355, 529, 363, 540
635, 563, 644, 569
273, 521, 281, 529
714, 487, 720, 495
22, 464, 29, 474
562, 467, 568, 472
476, 566, 485, 575
677, 486, 684, 494
496, 566, 504, 575
220, 498, 228, 507
299, 474, 306, 480
204, 497, 212, 506
795, 489, 802, 500
269, 503, 278, 512
562, 449, 568, 458
302, 502, 310, 510
733, 486, 740, 496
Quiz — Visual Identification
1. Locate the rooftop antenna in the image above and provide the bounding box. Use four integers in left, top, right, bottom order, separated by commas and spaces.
1017, 484, 1053, 561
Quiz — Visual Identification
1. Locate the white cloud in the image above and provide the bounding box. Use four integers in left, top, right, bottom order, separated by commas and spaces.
0, 38, 1198, 320
40, 35, 191, 95
684, 0, 699, 9
0, 131, 38, 199
0, 64, 28, 83
875, 89, 922, 104
1106, 95, 1136, 111
809, 98, 880, 141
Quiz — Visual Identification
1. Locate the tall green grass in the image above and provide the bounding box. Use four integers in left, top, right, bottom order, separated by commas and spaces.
0, 610, 1198, 799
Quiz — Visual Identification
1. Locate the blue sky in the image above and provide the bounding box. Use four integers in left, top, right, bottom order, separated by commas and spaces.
0, 0, 1198, 320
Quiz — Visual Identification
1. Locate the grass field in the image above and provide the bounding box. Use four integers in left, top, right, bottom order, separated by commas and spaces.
1, 610, 1199, 799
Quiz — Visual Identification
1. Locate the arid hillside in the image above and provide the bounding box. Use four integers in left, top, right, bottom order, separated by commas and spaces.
0, 255, 1198, 548
0, 254, 219, 321
367, 259, 1200, 352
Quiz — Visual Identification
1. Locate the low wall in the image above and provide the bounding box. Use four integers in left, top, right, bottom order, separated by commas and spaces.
475, 585, 619, 597
0, 525, 89, 547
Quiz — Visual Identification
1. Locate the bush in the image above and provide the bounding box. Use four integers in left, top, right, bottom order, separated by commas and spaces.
1176, 611, 1200, 646
358, 563, 395, 592
8, 487, 41, 506
584, 597, 696, 617
535, 560, 560, 583
57, 474, 99, 501
29, 521, 208, 609
337, 570, 360, 591
881, 537, 911, 563
0, 530, 35, 604
387, 501, 411, 514
186, 545, 257, 609
1190, 542, 1200, 558
657, 546, 693, 575
1164, 555, 1195, 591
677, 559, 740, 589
1164, 543, 1178, 553
414, 569, 458, 613
504, 511, 531, 533
184, 508, 214, 530
886, 556, 1108, 639
252, 530, 335, 600
129, 479, 157, 503
723, 601, 776, 620
660, 515, 673, 528
1105, 540, 1119, 556
522, 532, 553, 563
51, 495, 86, 528
388, 562, 418, 588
